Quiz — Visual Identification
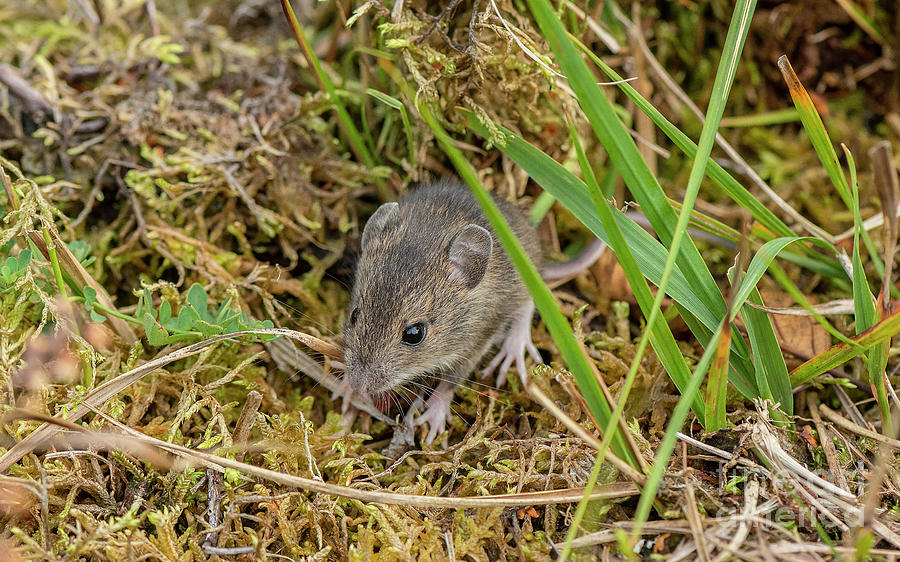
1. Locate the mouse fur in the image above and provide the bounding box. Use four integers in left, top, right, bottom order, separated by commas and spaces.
342, 179, 541, 441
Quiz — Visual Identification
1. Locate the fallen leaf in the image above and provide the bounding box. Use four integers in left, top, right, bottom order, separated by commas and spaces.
800, 424, 818, 448
654, 533, 670, 553
758, 289, 831, 368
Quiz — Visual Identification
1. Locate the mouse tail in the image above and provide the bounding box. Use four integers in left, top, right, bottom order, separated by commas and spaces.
540, 238, 608, 281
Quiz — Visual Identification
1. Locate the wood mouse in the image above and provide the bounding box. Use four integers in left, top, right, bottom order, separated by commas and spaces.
340, 178, 606, 444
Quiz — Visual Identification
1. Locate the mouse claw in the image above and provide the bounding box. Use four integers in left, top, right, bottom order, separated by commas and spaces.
332, 378, 354, 415
482, 300, 540, 387
414, 381, 455, 445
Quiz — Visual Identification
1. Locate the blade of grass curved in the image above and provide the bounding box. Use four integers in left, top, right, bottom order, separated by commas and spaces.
733, 237, 854, 350
418, 103, 637, 467
790, 306, 900, 386
778, 55, 884, 279
524, 0, 728, 321
464, 112, 758, 398
560, 113, 702, 559
732, 238, 840, 314
530, 0, 760, 408
844, 146, 892, 434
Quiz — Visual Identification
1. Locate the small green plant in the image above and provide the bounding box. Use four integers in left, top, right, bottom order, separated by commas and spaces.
81, 287, 106, 322
79, 283, 274, 346
135, 284, 275, 346
67, 240, 94, 267
0, 249, 32, 288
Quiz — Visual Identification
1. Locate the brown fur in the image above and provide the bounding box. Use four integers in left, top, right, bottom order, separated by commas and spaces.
342, 179, 541, 398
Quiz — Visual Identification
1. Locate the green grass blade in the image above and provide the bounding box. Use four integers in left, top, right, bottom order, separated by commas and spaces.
464, 112, 759, 399
416, 102, 638, 468
778, 56, 851, 206
790, 305, 900, 386
720, 107, 802, 127
732, 237, 839, 313
734, 237, 854, 349
365, 89, 415, 164
524, 0, 729, 323
778, 55, 884, 278
844, 146, 892, 434
834, 0, 886, 45
530, 191, 556, 225
849, 150, 877, 336
570, 35, 798, 243
741, 288, 792, 419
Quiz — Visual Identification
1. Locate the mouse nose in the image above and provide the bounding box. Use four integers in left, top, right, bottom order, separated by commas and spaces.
346, 366, 373, 396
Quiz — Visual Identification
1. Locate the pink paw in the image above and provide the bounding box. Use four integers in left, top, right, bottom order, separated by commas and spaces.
414, 403, 449, 444
413, 382, 455, 444
331, 378, 354, 414
482, 301, 541, 387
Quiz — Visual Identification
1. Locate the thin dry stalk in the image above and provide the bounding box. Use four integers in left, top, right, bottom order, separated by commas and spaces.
526, 382, 647, 485
89, 406, 642, 508
0, 329, 340, 471
683, 484, 711, 562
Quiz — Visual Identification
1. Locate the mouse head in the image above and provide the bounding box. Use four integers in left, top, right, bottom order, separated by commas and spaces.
342, 201, 493, 398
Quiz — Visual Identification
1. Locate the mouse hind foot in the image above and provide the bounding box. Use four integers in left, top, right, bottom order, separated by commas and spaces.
481, 299, 541, 387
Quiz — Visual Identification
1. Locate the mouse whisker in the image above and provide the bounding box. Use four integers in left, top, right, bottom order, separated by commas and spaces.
272, 296, 341, 338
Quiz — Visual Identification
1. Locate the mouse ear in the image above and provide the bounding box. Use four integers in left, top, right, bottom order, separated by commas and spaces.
448, 224, 493, 288
361, 202, 399, 249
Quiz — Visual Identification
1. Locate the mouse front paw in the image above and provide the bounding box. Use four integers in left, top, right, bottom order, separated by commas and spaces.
413, 381, 455, 444
331, 378, 355, 414
481, 300, 541, 387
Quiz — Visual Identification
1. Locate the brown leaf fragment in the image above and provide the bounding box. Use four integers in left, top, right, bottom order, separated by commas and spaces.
759, 290, 830, 367
653, 533, 669, 553
870, 141, 900, 309
516, 506, 538, 520
799, 424, 818, 448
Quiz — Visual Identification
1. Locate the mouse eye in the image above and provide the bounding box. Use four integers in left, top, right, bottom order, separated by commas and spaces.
401, 323, 427, 346
350, 307, 360, 325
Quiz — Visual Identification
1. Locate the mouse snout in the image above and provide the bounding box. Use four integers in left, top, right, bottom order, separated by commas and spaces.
346, 369, 371, 395
345, 361, 384, 397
